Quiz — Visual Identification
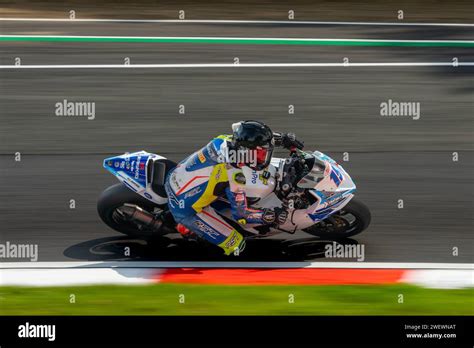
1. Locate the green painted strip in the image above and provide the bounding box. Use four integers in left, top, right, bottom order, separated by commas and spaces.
1, 36, 473, 47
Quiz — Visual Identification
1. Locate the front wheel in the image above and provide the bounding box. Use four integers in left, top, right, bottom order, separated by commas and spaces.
303, 198, 371, 239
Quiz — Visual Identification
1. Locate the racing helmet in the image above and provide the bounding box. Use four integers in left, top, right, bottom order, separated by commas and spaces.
231, 120, 274, 171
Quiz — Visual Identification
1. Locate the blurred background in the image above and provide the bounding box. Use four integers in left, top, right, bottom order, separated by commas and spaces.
0, 0, 473, 263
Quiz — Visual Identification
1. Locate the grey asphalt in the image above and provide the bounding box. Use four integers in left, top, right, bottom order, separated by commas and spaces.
0, 22, 472, 262
2, 21, 474, 40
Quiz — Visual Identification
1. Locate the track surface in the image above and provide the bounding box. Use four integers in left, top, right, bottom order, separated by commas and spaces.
0, 21, 473, 262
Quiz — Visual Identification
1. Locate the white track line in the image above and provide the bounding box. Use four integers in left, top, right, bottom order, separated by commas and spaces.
1, 35, 473, 44
0, 261, 472, 269
1, 62, 473, 69
1, 18, 473, 27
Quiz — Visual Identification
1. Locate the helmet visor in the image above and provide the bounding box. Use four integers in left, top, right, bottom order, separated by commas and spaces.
250, 145, 273, 170
256, 146, 269, 165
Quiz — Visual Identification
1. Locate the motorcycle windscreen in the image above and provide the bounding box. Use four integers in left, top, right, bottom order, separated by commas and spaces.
296, 155, 326, 189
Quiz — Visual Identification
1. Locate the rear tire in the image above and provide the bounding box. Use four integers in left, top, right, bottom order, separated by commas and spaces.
97, 183, 161, 237
303, 198, 371, 239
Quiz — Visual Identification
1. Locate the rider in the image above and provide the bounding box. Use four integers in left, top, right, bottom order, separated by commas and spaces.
164, 120, 304, 255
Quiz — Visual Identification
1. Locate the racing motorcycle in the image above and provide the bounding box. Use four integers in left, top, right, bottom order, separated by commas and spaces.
97, 150, 371, 243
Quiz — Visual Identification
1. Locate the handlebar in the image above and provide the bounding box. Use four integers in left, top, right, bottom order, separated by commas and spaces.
277, 152, 307, 198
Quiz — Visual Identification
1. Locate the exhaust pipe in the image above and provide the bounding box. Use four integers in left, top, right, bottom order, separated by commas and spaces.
116, 204, 163, 232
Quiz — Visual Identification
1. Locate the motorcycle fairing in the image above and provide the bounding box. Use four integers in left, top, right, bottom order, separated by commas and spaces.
103, 151, 168, 204
307, 189, 354, 221
304, 151, 356, 222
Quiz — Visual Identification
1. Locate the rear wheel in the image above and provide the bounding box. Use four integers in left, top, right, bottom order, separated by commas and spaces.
97, 183, 163, 238
303, 199, 371, 239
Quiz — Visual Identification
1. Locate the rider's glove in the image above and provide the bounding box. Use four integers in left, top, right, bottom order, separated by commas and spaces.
273, 207, 289, 225
262, 208, 276, 224
262, 207, 288, 225
280, 133, 304, 150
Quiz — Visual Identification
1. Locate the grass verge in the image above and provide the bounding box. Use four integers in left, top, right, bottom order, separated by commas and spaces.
0, 284, 472, 315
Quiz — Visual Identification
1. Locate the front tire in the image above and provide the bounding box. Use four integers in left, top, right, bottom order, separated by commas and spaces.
303, 198, 371, 239
97, 183, 160, 237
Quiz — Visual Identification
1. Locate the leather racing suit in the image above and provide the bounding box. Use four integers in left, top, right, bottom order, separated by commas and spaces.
165, 134, 280, 255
